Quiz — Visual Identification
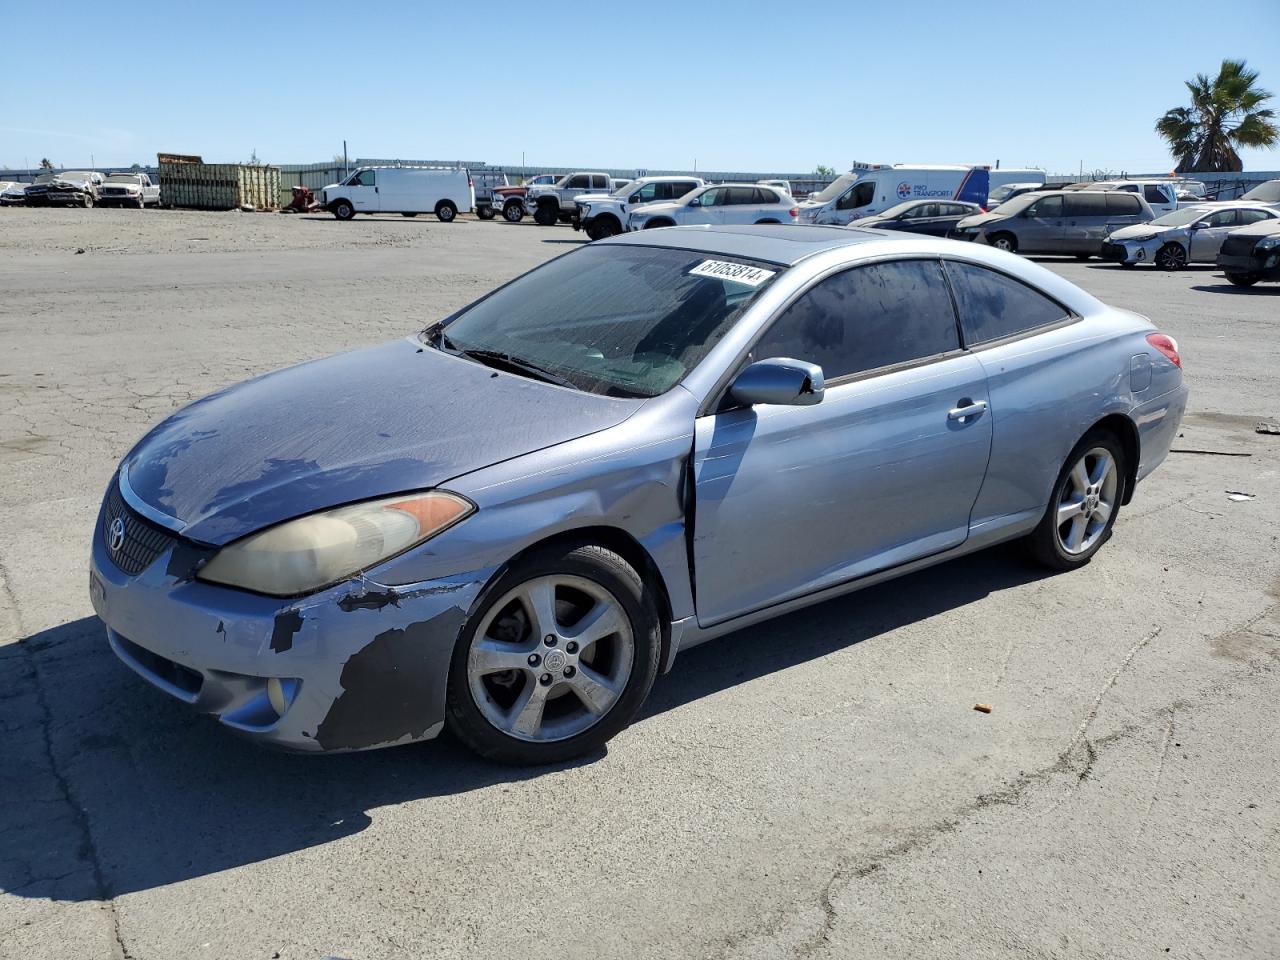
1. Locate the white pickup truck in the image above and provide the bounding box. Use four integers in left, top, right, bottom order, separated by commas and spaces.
526, 172, 615, 226
97, 172, 160, 208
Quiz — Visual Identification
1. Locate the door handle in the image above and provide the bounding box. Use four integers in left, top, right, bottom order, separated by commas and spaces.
948, 399, 988, 421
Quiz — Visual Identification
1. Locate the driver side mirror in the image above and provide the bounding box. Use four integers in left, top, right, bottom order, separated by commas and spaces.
688, 197, 702, 207
730, 358, 825, 407
629, 194, 640, 204
1191, 221, 1208, 230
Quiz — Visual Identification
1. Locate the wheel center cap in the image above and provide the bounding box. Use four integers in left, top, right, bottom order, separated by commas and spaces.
543, 649, 567, 672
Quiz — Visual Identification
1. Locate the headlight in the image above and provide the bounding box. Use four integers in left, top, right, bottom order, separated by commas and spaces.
581, 203, 591, 216
1125, 233, 1156, 243
198, 490, 473, 596
1256, 235, 1280, 251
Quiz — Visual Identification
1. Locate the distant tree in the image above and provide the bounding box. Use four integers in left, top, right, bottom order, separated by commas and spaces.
1156, 59, 1277, 172
39, 158, 54, 171
814, 164, 835, 177
130, 162, 143, 171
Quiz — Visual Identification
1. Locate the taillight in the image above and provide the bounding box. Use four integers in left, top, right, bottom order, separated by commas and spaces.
468, 174, 473, 188
1147, 333, 1181, 368
789, 207, 798, 219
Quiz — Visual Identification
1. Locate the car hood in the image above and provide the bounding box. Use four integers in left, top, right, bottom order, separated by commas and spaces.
1109, 223, 1172, 240
631, 200, 682, 216
956, 211, 1005, 229
123, 338, 644, 544
575, 192, 614, 204
1227, 219, 1280, 239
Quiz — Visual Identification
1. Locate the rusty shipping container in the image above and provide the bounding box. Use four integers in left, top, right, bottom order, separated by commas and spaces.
157, 156, 280, 210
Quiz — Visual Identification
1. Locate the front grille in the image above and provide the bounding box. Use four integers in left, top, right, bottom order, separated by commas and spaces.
1100, 242, 1126, 262
102, 480, 178, 576
1220, 235, 1258, 258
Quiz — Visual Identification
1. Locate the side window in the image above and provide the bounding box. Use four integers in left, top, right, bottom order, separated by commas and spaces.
592, 175, 609, 189
567, 175, 590, 189
836, 181, 875, 210
675, 181, 698, 198
726, 186, 756, 205
1201, 209, 1238, 229
944, 261, 1070, 345
912, 203, 939, 218
633, 183, 658, 202
698, 188, 723, 206
752, 260, 960, 380
349, 170, 375, 187
1064, 193, 1107, 217
1238, 209, 1274, 226
1143, 184, 1168, 204
1106, 194, 1142, 215
1028, 195, 1063, 218
755, 188, 779, 204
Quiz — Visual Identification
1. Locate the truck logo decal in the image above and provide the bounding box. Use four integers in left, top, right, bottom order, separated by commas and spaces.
897, 181, 913, 200
688, 260, 777, 287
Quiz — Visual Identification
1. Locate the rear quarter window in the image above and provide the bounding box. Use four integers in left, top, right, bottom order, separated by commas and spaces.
1065, 193, 1107, 217
943, 261, 1071, 346
1106, 194, 1142, 215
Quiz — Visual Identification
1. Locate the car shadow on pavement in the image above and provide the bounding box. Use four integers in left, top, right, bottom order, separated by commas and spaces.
1, 543, 1048, 902
1191, 283, 1280, 295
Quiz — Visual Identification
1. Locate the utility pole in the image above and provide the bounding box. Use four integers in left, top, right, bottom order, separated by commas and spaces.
343, 140, 348, 176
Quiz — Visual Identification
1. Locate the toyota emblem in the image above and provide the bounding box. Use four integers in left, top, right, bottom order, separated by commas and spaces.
108, 517, 126, 553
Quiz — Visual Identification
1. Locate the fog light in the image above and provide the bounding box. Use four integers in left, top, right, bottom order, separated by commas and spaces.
267, 677, 300, 717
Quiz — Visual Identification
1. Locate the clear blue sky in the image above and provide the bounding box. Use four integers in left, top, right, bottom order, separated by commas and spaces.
3, 0, 1279, 175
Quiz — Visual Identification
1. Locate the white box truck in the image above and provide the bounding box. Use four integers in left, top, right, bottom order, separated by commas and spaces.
321, 166, 475, 221
798, 163, 990, 225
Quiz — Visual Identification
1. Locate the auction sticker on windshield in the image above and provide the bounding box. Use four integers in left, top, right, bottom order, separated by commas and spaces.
688, 260, 777, 287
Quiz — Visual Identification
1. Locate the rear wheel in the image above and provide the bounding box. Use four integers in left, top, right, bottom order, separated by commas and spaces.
1227, 272, 1260, 287
989, 232, 1017, 253
435, 200, 457, 222
503, 200, 525, 223
1155, 242, 1187, 270
401, 212, 419, 217
1026, 430, 1125, 571
332, 200, 355, 221
476, 205, 496, 220
446, 543, 661, 764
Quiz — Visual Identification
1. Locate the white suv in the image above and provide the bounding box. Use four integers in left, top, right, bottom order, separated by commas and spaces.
626, 184, 798, 231
575, 176, 704, 240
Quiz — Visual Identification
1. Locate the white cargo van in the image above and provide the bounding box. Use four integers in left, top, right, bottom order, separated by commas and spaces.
798, 163, 990, 225
321, 166, 475, 221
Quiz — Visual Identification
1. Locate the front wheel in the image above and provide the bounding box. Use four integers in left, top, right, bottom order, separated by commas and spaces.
1155, 242, 1187, 270
1227, 272, 1260, 287
435, 201, 457, 222
503, 201, 525, 223
331, 200, 355, 221
445, 543, 661, 765
585, 216, 621, 241
1026, 430, 1125, 571
989, 232, 1017, 253
533, 203, 558, 226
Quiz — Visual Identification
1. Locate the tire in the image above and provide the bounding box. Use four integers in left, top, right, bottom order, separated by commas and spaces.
331, 199, 355, 221
401, 212, 419, 217
1026, 429, 1126, 571
585, 216, 621, 241
989, 232, 1017, 253
476, 205, 496, 221
503, 201, 525, 223
445, 542, 661, 765
643, 218, 675, 230
1154, 242, 1187, 270
533, 202, 558, 226
1119, 261, 1135, 268
1227, 272, 1260, 288
1074, 253, 1091, 261
755, 218, 780, 224
435, 200, 457, 223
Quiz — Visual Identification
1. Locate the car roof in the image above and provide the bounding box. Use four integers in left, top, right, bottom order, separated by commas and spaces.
600, 224, 885, 266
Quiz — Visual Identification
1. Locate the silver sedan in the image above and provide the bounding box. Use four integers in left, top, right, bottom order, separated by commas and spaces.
90, 226, 1188, 764
1103, 202, 1280, 268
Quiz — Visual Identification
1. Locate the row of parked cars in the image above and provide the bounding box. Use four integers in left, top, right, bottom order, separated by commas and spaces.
0, 171, 161, 208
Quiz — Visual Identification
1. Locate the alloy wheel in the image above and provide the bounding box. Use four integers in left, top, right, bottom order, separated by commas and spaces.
1055, 446, 1118, 555
1156, 243, 1187, 270
466, 575, 635, 742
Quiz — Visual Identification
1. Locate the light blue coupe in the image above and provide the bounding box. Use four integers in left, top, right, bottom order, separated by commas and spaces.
90, 225, 1187, 763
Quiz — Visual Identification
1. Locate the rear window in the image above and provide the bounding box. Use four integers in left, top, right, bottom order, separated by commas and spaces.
1143, 184, 1169, 204
1064, 193, 1107, 217
1106, 193, 1142, 215
943, 261, 1071, 346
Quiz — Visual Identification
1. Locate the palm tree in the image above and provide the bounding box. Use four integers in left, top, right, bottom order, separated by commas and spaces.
1156, 59, 1277, 172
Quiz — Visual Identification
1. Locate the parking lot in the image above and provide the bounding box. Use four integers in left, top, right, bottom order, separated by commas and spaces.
1, 208, 1278, 959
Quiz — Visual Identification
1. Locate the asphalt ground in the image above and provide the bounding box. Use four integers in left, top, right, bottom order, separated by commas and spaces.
1, 208, 1277, 960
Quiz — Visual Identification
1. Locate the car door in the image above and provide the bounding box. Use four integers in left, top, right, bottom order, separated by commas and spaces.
1062, 193, 1108, 253
690, 258, 993, 626
345, 169, 379, 212
1104, 192, 1144, 233
684, 187, 724, 225
1017, 194, 1064, 253
935, 203, 973, 237
1188, 208, 1239, 261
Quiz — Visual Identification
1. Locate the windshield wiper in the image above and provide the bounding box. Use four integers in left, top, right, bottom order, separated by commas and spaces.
454, 348, 580, 390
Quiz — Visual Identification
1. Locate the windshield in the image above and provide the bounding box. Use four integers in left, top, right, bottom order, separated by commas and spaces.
987, 192, 1043, 216
867, 200, 923, 219
105, 174, 140, 183
1151, 206, 1213, 226
808, 173, 858, 204
610, 180, 641, 198
1241, 181, 1280, 203
429, 245, 779, 398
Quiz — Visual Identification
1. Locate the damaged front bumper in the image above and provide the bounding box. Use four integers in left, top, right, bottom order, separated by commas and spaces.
90, 503, 493, 753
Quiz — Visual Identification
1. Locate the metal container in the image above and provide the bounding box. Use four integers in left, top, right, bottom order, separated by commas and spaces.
158, 155, 280, 210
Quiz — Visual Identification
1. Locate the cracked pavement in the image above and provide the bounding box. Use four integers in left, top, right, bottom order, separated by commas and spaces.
1, 208, 1277, 960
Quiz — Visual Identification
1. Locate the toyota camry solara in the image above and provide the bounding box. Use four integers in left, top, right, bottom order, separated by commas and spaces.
90, 225, 1187, 764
